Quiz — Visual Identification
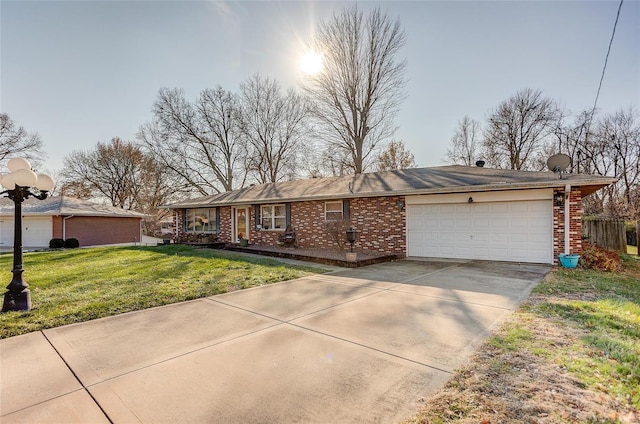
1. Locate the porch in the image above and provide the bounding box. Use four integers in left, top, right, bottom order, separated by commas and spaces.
223, 244, 401, 268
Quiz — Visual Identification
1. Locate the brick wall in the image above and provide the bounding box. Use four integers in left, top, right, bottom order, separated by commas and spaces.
172, 189, 585, 264
57, 216, 142, 247
249, 196, 406, 255
553, 189, 583, 264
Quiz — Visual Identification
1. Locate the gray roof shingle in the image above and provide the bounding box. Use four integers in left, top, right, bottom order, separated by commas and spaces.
0, 196, 146, 218
166, 165, 616, 208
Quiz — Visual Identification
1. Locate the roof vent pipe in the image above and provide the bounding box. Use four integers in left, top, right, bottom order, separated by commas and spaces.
475, 160, 485, 167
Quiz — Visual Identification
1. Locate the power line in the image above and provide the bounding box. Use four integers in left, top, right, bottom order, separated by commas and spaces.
589, 0, 624, 123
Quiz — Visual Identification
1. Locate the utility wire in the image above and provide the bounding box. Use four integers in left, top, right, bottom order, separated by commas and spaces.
589, 0, 624, 123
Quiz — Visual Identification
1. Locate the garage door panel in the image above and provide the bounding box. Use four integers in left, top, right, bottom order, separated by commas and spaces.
0, 217, 52, 248
407, 199, 552, 264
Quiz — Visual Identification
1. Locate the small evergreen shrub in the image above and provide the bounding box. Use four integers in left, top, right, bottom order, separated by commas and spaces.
64, 238, 80, 248
49, 238, 65, 249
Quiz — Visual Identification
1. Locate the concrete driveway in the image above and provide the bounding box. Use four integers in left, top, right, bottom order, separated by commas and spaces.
0, 259, 549, 423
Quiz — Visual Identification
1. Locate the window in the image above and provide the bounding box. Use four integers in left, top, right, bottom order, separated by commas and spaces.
324, 201, 343, 221
185, 208, 217, 233
261, 204, 286, 230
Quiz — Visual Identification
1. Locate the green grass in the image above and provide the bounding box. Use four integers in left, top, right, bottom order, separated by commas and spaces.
407, 254, 640, 422
0, 245, 326, 338
531, 255, 640, 409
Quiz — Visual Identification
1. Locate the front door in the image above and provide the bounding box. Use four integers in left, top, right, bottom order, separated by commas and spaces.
234, 207, 249, 242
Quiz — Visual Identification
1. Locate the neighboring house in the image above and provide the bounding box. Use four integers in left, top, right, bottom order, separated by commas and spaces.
0, 196, 145, 249
165, 165, 616, 265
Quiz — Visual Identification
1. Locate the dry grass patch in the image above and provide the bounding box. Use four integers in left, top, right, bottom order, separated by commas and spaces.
407, 255, 640, 424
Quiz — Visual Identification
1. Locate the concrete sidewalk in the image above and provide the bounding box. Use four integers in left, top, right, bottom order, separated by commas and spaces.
0, 259, 550, 423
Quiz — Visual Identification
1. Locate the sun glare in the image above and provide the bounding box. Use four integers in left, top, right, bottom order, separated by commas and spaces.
300, 51, 323, 75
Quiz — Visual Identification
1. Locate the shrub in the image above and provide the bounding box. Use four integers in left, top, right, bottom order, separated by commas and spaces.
64, 238, 80, 248
579, 242, 621, 272
324, 219, 351, 249
49, 238, 65, 249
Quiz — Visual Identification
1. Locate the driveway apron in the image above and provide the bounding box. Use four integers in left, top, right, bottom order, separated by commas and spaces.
0, 259, 549, 423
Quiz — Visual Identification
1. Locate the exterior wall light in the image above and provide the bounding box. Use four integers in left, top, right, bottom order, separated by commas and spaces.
554, 192, 565, 207
345, 226, 357, 253
1, 157, 55, 312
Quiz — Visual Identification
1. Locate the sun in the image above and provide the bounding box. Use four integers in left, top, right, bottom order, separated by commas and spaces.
300, 51, 323, 75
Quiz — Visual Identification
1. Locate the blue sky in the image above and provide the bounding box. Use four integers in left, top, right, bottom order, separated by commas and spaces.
1, 0, 638, 175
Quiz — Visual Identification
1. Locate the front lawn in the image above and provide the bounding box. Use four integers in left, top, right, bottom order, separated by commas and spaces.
408, 254, 640, 423
0, 245, 325, 338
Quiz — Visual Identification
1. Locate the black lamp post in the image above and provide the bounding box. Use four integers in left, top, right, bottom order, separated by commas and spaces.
1, 158, 55, 313
345, 226, 357, 253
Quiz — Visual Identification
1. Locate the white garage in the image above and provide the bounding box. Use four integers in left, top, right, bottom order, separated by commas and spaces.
406, 189, 553, 264
0, 217, 53, 249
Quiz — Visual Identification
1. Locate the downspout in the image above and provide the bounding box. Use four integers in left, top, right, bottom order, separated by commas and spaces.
62, 215, 74, 240
564, 184, 571, 254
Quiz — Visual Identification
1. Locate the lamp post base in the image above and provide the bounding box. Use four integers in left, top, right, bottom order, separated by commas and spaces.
2, 289, 31, 312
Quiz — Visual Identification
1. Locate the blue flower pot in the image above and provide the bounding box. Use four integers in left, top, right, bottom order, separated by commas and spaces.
559, 253, 580, 268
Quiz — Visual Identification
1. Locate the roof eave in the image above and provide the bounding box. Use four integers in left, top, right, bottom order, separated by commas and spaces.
164, 177, 617, 208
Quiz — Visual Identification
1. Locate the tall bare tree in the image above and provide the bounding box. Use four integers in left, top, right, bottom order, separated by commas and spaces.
61, 137, 171, 210
239, 75, 310, 184
446, 116, 482, 166
374, 140, 416, 171
551, 109, 593, 174
592, 109, 640, 218
0, 113, 43, 164
483, 88, 560, 170
138, 87, 245, 196
301, 5, 407, 174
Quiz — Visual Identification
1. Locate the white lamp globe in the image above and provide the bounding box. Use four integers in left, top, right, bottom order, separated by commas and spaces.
1, 173, 16, 190
7, 157, 32, 172
35, 174, 55, 191
12, 168, 38, 187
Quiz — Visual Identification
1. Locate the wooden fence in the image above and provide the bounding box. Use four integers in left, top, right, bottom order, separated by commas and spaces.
582, 219, 627, 253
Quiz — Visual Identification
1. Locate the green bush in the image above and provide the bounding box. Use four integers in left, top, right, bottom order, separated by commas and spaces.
64, 238, 80, 248
49, 238, 65, 249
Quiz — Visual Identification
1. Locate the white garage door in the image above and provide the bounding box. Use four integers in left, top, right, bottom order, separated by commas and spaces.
0, 217, 52, 248
407, 197, 553, 264
0, 219, 12, 248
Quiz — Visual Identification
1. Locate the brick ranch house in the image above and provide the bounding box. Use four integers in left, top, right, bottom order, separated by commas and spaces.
0, 196, 145, 249
165, 165, 615, 265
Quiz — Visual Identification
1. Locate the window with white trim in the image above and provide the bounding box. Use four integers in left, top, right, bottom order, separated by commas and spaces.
324, 200, 343, 221
185, 208, 217, 233
260, 204, 286, 230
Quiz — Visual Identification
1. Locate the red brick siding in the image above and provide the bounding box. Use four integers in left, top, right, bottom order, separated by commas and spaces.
63, 216, 142, 247
553, 189, 583, 264
52, 216, 63, 239
249, 196, 406, 254
350, 197, 406, 254
219, 206, 232, 242
173, 189, 585, 264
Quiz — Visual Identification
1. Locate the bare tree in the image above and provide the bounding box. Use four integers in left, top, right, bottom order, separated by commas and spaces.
446, 116, 482, 166
551, 109, 593, 174
483, 88, 560, 170
594, 108, 640, 218
301, 5, 407, 174
374, 140, 416, 171
138, 87, 246, 196
0, 113, 43, 164
61, 137, 170, 211
239, 75, 310, 184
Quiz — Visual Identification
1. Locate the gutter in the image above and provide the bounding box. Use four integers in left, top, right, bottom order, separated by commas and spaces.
564, 184, 571, 254
63, 215, 74, 240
